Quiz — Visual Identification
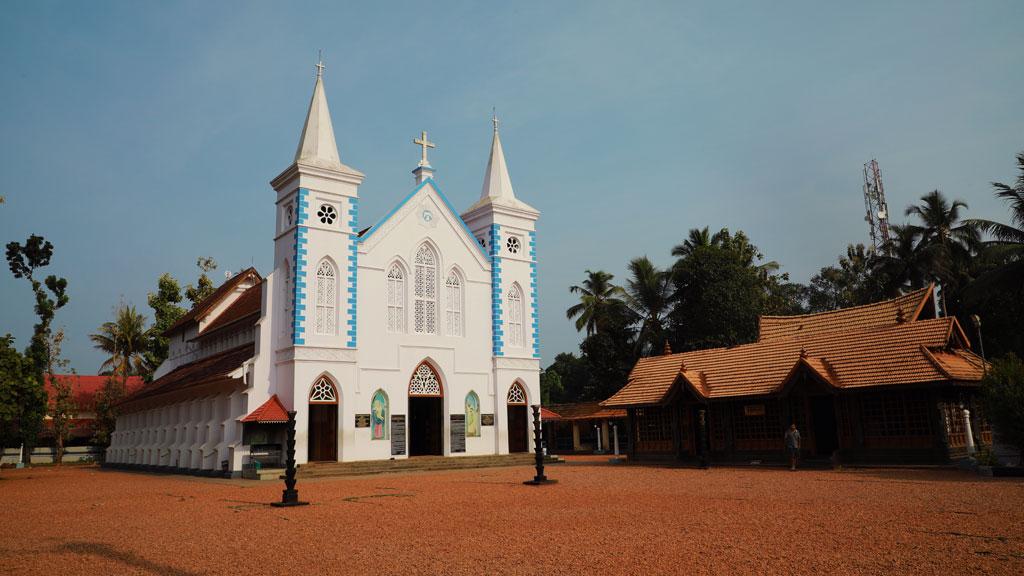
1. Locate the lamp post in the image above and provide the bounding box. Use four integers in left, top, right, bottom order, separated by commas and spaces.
271, 410, 309, 507
970, 314, 986, 376
524, 404, 557, 485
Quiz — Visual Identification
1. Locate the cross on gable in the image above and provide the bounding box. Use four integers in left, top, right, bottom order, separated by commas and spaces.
414, 131, 435, 167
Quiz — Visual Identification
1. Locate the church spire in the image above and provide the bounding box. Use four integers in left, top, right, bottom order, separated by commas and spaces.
294, 56, 343, 170
479, 111, 516, 201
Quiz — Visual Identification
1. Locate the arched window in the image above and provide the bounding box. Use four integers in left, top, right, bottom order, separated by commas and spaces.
465, 391, 481, 437
414, 244, 437, 334
310, 377, 338, 403
409, 362, 442, 396
370, 390, 389, 440
314, 259, 337, 335
386, 264, 406, 333
507, 283, 524, 348
507, 382, 527, 405
445, 271, 463, 337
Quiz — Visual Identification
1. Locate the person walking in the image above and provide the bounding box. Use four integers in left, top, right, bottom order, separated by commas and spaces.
785, 423, 801, 471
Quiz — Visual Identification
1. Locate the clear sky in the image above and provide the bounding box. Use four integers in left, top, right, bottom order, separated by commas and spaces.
1, 1, 1021, 373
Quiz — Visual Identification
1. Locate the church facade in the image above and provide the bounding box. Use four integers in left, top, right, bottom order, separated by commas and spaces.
106, 66, 541, 474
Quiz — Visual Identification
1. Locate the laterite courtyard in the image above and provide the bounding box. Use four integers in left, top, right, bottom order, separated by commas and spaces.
1, 460, 1022, 575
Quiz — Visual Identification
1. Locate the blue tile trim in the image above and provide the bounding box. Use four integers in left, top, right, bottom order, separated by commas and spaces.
529, 230, 540, 359
358, 178, 487, 258
490, 224, 503, 356
346, 197, 359, 348
292, 188, 310, 345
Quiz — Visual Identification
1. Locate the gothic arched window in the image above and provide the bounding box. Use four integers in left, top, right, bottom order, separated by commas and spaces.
507, 283, 524, 348
310, 377, 338, 404
507, 382, 527, 405
445, 271, 463, 337
314, 259, 337, 336
413, 244, 438, 334
386, 263, 406, 333
409, 362, 442, 396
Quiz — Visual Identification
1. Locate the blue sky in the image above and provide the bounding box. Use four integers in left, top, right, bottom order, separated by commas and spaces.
1, 1, 1022, 373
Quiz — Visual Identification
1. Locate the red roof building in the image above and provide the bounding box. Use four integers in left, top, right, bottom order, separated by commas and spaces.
603, 286, 989, 464
44, 375, 146, 441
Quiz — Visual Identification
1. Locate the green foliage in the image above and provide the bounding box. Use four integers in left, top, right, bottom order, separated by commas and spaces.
90, 304, 152, 378
623, 256, 673, 357
540, 369, 563, 405
544, 352, 594, 403
146, 273, 186, 371
47, 329, 76, 464
92, 376, 126, 450
0, 334, 34, 449
979, 354, 1024, 459
185, 256, 218, 305
566, 270, 631, 336
5, 234, 69, 460
806, 244, 887, 312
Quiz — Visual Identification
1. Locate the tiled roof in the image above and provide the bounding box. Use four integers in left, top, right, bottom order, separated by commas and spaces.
44, 375, 145, 410
545, 401, 626, 421
758, 285, 934, 342
603, 314, 984, 408
540, 406, 561, 420
119, 344, 254, 411
241, 394, 289, 423
199, 281, 263, 336
164, 268, 262, 336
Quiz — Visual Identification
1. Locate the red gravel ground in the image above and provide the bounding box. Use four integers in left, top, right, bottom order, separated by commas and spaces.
1, 460, 1022, 575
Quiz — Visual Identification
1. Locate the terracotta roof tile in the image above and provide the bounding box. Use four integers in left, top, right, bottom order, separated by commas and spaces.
164, 268, 262, 336
120, 344, 254, 410
241, 394, 289, 423
198, 282, 263, 336
758, 285, 934, 342
45, 375, 145, 410
545, 401, 626, 421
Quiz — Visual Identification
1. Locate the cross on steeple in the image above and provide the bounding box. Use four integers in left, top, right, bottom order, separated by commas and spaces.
492, 108, 499, 133
315, 50, 325, 78
414, 130, 435, 167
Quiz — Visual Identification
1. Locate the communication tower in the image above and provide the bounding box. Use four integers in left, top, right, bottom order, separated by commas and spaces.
862, 159, 891, 254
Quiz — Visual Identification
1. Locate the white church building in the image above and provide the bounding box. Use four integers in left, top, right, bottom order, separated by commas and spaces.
106, 64, 541, 475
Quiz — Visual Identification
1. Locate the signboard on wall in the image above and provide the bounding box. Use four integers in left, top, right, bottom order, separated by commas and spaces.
354, 414, 371, 428
481, 414, 495, 426
450, 414, 466, 453
743, 404, 766, 417
391, 415, 406, 456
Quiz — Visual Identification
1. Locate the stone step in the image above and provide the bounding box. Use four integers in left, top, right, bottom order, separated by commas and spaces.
296, 454, 560, 479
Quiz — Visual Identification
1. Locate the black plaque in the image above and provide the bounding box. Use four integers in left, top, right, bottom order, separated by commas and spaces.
391, 415, 406, 456
355, 414, 371, 428
481, 413, 495, 426
450, 414, 466, 453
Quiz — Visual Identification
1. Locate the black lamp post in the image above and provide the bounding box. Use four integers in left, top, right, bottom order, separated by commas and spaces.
271, 410, 309, 507
524, 404, 557, 486
970, 314, 986, 376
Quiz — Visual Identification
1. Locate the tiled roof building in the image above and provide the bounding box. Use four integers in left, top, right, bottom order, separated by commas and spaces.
602, 285, 990, 464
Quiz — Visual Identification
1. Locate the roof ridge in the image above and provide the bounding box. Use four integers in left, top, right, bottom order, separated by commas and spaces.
759, 285, 932, 321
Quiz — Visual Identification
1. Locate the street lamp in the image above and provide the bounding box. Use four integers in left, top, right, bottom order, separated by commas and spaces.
970, 314, 986, 376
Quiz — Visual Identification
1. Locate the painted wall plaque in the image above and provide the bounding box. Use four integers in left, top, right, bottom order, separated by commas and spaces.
450, 414, 466, 453
391, 415, 406, 456
355, 414, 371, 428
481, 413, 495, 426
371, 390, 389, 439
465, 392, 481, 437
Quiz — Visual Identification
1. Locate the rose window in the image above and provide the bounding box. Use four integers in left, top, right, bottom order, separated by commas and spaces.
506, 236, 521, 255
317, 204, 337, 225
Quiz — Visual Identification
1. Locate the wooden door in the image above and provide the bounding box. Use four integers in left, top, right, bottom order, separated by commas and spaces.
507, 405, 529, 453
308, 404, 337, 461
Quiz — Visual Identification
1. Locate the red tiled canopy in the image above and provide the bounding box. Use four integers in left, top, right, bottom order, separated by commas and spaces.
241, 394, 289, 424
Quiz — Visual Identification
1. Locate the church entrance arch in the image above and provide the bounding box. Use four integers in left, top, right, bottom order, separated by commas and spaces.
507, 382, 529, 453
308, 376, 339, 462
408, 362, 444, 456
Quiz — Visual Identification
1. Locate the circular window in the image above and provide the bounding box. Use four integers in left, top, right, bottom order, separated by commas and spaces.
506, 236, 521, 254
317, 204, 337, 225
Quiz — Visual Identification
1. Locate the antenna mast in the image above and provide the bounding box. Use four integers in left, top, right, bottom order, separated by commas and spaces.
862, 159, 891, 254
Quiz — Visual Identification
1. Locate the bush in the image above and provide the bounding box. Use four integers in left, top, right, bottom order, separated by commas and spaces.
979, 354, 1024, 462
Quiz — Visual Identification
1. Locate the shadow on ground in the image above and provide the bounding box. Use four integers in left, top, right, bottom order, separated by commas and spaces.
57, 541, 201, 576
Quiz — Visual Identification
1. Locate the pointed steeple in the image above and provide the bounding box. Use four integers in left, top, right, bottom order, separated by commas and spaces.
479, 113, 516, 201
294, 58, 343, 170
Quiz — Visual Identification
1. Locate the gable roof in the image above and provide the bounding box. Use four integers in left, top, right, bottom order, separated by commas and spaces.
358, 177, 488, 260
45, 375, 145, 410
544, 401, 626, 422
164, 268, 262, 336
241, 394, 289, 424
196, 281, 263, 338
603, 312, 985, 408
758, 285, 934, 342
119, 344, 253, 411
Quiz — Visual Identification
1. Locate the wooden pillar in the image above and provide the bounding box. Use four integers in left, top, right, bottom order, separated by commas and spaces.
571, 422, 581, 452
671, 400, 682, 459
627, 408, 637, 460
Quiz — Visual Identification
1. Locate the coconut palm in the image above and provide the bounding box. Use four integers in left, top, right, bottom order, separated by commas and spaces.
965, 152, 1024, 262
872, 224, 931, 294
623, 257, 673, 356
904, 190, 980, 312
566, 270, 629, 336
671, 227, 715, 258
90, 304, 151, 378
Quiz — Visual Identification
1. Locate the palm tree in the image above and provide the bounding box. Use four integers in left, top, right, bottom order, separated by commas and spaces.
965, 152, 1024, 262
905, 190, 980, 313
671, 227, 715, 258
872, 224, 931, 294
90, 304, 151, 378
623, 257, 672, 356
566, 270, 629, 336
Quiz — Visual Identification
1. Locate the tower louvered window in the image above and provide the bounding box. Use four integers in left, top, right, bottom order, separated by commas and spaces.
445, 272, 462, 337
507, 283, 524, 348
386, 264, 405, 333
314, 260, 337, 335
414, 245, 437, 334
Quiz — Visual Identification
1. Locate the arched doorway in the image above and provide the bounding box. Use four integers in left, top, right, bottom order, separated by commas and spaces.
408, 362, 444, 456
308, 376, 338, 461
507, 382, 529, 453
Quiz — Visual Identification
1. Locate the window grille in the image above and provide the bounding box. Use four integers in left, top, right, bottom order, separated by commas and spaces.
445, 272, 462, 337
414, 245, 437, 334
386, 264, 405, 333
310, 377, 338, 403
507, 284, 524, 347
314, 260, 337, 335
409, 363, 442, 396
507, 382, 527, 405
